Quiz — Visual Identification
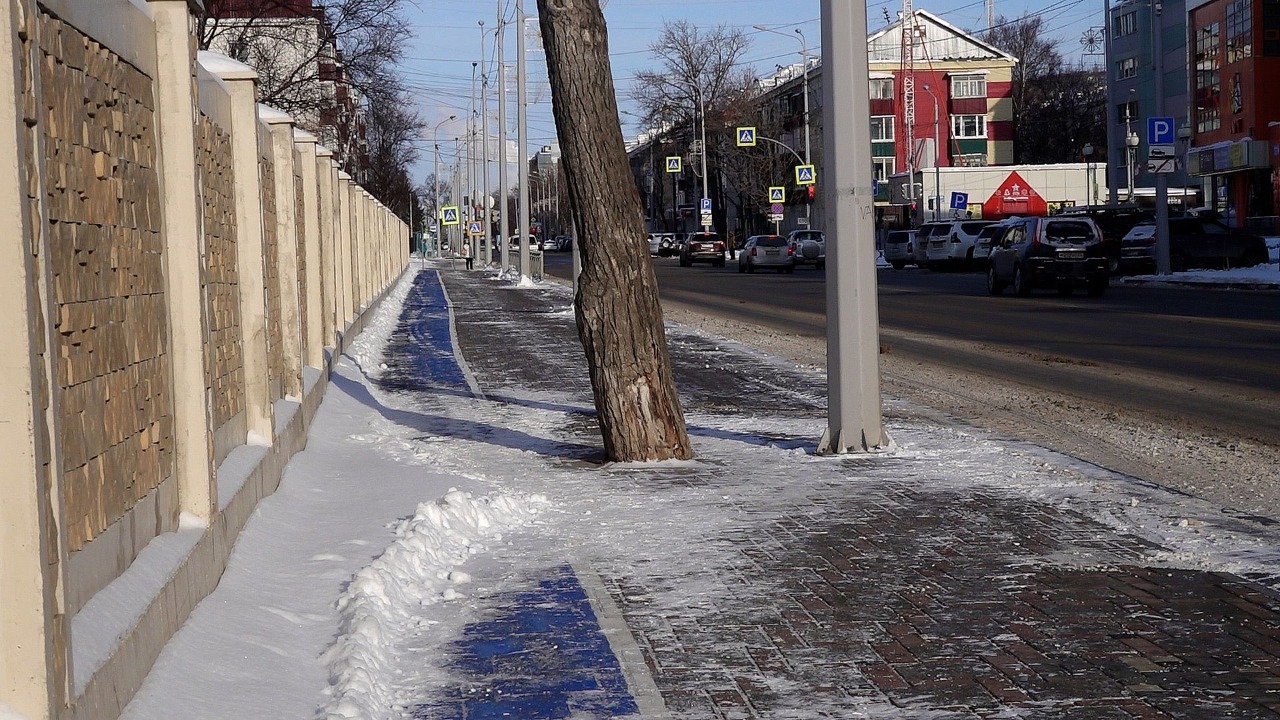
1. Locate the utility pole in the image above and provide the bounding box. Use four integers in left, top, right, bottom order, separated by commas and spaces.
1104, 0, 1118, 204
480, 20, 491, 264
818, 0, 887, 454
497, 2, 510, 272
1153, 0, 1171, 275
698, 87, 709, 229
922, 84, 942, 220
517, 0, 531, 281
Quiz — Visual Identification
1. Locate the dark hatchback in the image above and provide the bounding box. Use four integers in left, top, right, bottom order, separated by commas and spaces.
987, 216, 1109, 297
1055, 205, 1152, 272
678, 231, 726, 267
1120, 217, 1270, 272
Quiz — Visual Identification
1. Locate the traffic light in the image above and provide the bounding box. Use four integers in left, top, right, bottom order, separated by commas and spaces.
806, 186, 816, 202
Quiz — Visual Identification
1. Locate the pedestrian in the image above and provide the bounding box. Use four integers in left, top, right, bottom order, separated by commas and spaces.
463, 242, 473, 270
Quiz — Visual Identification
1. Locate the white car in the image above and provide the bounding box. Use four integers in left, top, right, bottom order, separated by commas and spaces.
786, 229, 826, 270
925, 220, 995, 267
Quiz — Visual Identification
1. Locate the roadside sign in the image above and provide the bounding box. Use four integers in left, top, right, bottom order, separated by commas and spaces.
468, 221, 483, 236
700, 211, 713, 226
768, 186, 786, 203
736, 127, 757, 147
1149, 144, 1175, 159
949, 191, 968, 210
797, 217, 810, 226
768, 213, 784, 222
1148, 116, 1175, 145
700, 197, 712, 212
795, 165, 816, 186
441, 206, 460, 226
770, 203, 784, 214
665, 156, 682, 173
1148, 157, 1177, 174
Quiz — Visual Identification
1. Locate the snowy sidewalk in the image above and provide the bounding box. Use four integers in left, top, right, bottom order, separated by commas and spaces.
123, 263, 1280, 719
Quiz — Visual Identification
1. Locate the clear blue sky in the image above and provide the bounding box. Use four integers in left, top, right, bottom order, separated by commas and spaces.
401, 0, 1102, 186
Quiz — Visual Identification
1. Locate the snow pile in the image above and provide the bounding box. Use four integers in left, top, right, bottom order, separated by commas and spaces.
346, 272, 418, 377
319, 489, 550, 720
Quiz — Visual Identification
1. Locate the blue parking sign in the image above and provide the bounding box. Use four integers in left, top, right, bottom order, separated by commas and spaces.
1148, 117, 1175, 145
949, 191, 968, 210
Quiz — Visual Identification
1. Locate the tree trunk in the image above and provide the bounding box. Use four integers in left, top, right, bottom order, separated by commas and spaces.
536, 0, 693, 461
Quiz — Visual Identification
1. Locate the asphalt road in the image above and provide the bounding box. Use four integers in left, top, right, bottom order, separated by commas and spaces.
541, 251, 1280, 445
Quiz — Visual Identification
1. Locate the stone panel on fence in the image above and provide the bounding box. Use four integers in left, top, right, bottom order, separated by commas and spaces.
198, 113, 245, 434
38, 11, 174, 552
261, 154, 284, 401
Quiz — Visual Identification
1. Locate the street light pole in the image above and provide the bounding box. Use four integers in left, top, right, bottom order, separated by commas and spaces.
432, 115, 455, 256
1083, 143, 1095, 205
480, 20, 491, 264
697, 86, 709, 229
754, 24, 813, 222
921, 83, 942, 221
517, 0, 531, 280
496, 1, 509, 272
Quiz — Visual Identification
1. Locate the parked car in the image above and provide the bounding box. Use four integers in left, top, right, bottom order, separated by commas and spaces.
679, 231, 726, 267
1119, 217, 1270, 272
987, 215, 1109, 297
1055, 204, 1152, 272
509, 235, 539, 251
972, 220, 1019, 264
925, 219, 994, 268
786, 229, 826, 270
913, 222, 948, 267
554, 235, 573, 252
737, 235, 795, 273
883, 230, 916, 269
648, 232, 677, 256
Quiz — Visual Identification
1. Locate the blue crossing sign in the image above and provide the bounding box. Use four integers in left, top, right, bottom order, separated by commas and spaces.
768, 186, 786, 203
736, 127, 757, 147
665, 156, 682, 173
441, 206, 460, 226
795, 165, 816, 186
468, 221, 483, 236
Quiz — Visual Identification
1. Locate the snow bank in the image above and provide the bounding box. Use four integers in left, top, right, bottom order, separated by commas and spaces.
319, 489, 549, 720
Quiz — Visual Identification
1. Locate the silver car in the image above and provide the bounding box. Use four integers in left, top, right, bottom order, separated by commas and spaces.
737, 235, 795, 273
883, 229, 916, 269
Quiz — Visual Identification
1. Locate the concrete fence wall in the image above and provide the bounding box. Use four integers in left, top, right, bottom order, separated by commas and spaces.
0, 2, 409, 718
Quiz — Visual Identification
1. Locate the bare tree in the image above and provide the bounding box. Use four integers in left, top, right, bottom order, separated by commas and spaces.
537, 0, 693, 462
361, 88, 425, 218
982, 14, 1065, 163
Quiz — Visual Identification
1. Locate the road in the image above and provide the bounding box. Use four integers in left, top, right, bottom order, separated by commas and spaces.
540, 250, 1280, 447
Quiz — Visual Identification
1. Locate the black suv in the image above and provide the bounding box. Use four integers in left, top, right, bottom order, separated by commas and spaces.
1055, 205, 1152, 272
1120, 217, 1269, 272
987, 216, 1109, 297
678, 232, 726, 267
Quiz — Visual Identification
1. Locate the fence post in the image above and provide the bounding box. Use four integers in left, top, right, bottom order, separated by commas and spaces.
260, 108, 303, 397
213, 57, 273, 442
315, 151, 338, 350
295, 131, 324, 369
336, 172, 353, 330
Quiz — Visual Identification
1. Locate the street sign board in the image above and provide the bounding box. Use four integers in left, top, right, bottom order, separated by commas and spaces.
468, 221, 483, 236
1148, 157, 1177, 174
1148, 116, 1175, 145
949, 191, 969, 210
768, 213, 784, 223
797, 217, 810, 226
700, 197, 712, 212
441, 206, 460, 226
768, 186, 786, 203
666, 156, 682, 173
770, 203, 784, 214
700, 210, 713, 226
736, 127, 757, 147
1149, 144, 1175, 159
795, 165, 816, 186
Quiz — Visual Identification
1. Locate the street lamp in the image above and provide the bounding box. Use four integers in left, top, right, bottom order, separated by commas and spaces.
755, 24, 813, 221
1082, 143, 1095, 206
1125, 131, 1140, 202
432, 114, 456, 256
920, 83, 942, 220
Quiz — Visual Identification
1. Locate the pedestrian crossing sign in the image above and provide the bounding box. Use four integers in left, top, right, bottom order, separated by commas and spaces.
768, 186, 786, 203
736, 127, 757, 147
795, 165, 816, 186
441, 206, 460, 226
666, 156, 682, 173
468, 221, 483, 236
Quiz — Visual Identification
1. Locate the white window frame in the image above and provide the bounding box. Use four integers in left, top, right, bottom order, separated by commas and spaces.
872, 157, 895, 181
1117, 56, 1138, 79
1115, 11, 1138, 37
951, 114, 986, 139
869, 78, 894, 100
870, 115, 894, 141
950, 74, 986, 99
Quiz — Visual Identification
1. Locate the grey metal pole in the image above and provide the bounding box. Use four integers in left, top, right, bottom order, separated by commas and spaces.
698, 88, 709, 229
799, 29, 812, 224
497, 4, 510, 272
469, 62, 478, 231
1104, 0, 1118, 204
818, 0, 887, 454
480, 21, 491, 265
1153, 0, 1171, 274
922, 84, 941, 220
517, 0, 531, 280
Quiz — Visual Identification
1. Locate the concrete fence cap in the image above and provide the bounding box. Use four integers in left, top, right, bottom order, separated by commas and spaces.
294, 128, 319, 144
257, 104, 293, 125
197, 51, 257, 81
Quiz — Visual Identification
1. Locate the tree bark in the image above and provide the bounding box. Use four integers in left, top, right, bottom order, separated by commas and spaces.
536, 0, 693, 461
